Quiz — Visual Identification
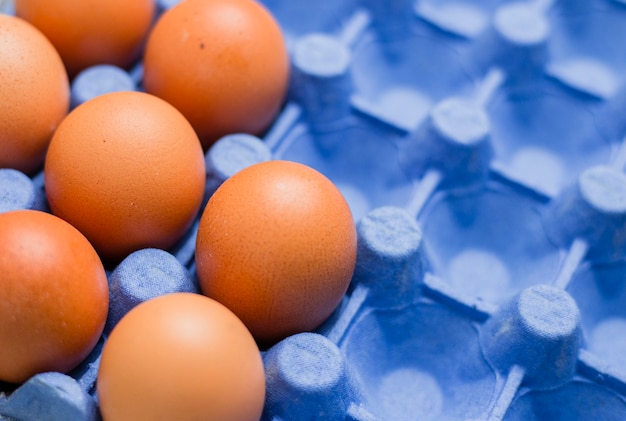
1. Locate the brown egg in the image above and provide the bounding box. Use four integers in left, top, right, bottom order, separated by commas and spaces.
195, 160, 357, 346
44, 91, 206, 264
97, 293, 265, 421
14, 0, 155, 77
0, 14, 69, 175
0, 210, 108, 384
143, 0, 290, 149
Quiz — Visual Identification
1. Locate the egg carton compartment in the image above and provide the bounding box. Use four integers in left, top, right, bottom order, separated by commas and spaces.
4, 0, 626, 420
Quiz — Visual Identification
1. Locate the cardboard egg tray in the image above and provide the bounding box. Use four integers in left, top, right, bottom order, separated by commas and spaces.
3, 0, 626, 419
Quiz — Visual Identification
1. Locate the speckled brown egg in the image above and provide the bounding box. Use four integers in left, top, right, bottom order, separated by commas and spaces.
0, 14, 69, 175
195, 160, 357, 346
143, 0, 290, 149
44, 91, 205, 264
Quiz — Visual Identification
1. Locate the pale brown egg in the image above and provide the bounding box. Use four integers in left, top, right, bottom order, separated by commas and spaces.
97, 293, 265, 421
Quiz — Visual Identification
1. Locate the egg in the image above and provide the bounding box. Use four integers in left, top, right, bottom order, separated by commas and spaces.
44, 91, 206, 264
14, 0, 155, 77
143, 0, 290, 149
0, 210, 108, 384
97, 292, 265, 421
195, 160, 357, 345
0, 14, 69, 175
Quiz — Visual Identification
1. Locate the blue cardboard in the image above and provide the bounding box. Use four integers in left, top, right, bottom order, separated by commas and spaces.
3, 0, 626, 419
70, 64, 136, 109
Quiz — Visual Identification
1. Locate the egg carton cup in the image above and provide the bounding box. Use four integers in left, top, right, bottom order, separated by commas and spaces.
4, 0, 626, 419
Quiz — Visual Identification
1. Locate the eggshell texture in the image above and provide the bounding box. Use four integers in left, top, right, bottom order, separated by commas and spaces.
0, 14, 69, 175
97, 293, 265, 421
143, 0, 290, 149
44, 91, 206, 264
195, 160, 357, 345
14, 0, 155, 77
0, 210, 108, 384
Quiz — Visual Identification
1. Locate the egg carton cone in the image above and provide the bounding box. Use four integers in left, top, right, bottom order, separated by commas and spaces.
4, 0, 626, 419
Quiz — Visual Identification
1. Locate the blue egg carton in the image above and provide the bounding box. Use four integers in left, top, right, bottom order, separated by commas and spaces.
3, 0, 626, 419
